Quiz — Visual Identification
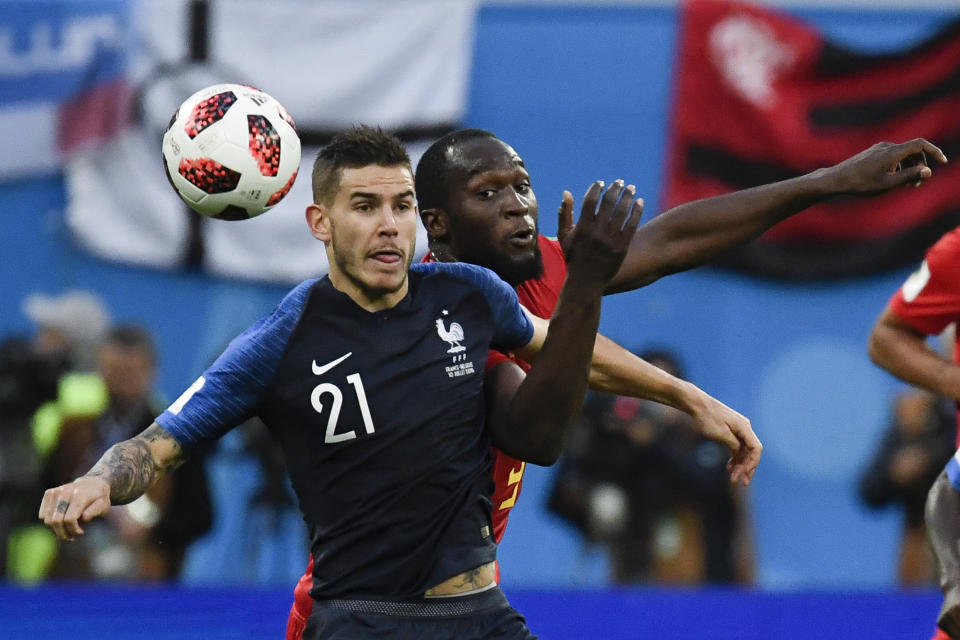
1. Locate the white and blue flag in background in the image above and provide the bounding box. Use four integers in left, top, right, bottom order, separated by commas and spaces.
3, 0, 477, 283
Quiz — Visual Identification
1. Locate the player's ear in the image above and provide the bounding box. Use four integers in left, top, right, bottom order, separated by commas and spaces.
420, 207, 450, 242
306, 203, 332, 243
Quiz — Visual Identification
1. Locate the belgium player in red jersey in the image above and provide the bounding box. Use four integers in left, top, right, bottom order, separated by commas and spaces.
870, 226, 960, 640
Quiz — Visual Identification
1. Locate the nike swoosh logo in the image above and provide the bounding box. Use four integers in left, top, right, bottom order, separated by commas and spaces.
312, 352, 352, 376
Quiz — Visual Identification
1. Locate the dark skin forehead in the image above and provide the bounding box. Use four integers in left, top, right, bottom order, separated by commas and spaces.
445, 137, 527, 186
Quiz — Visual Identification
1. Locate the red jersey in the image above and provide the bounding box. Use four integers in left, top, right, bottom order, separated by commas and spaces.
483, 235, 567, 539
286, 235, 567, 640
888, 228, 960, 640
889, 227, 960, 444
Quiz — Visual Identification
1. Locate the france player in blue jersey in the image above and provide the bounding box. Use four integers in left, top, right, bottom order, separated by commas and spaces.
39, 126, 642, 639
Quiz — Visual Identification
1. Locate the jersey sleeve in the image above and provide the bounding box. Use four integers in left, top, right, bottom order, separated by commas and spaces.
417, 262, 534, 350
947, 450, 960, 492
485, 350, 513, 373
889, 230, 960, 335
156, 279, 315, 449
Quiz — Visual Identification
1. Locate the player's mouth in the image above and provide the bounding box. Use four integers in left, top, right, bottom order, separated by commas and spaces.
370, 249, 403, 265
507, 227, 535, 249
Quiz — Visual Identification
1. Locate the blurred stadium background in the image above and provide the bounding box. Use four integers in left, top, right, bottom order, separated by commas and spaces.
2, 0, 958, 637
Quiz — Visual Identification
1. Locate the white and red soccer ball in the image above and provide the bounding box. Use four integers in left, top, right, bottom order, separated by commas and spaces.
161, 83, 301, 220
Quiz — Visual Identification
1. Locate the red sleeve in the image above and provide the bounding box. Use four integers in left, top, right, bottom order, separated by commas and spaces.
486, 349, 512, 372
889, 229, 960, 336
484, 352, 530, 545
489, 449, 526, 543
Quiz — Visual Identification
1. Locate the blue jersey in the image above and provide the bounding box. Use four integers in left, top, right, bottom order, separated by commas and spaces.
157, 262, 533, 599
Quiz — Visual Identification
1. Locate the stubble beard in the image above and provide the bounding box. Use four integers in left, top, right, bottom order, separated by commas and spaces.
331, 243, 410, 301
491, 245, 544, 287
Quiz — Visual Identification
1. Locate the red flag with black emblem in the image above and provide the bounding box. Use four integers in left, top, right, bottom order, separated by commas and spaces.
663, 0, 960, 280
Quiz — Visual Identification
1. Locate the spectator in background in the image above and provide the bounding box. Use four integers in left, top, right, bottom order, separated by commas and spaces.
2, 290, 110, 582
22, 290, 111, 372
548, 349, 754, 585
859, 388, 955, 586
175, 341, 308, 586
0, 336, 71, 582
39, 325, 213, 581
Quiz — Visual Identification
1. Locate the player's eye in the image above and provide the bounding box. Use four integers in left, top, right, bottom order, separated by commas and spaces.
516, 182, 531, 195
476, 188, 496, 200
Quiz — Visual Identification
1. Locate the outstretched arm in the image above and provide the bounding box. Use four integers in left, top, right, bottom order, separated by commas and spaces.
555, 139, 946, 293
926, 469, 960, 638
38, 422, 185, 542
487, 180, 641, 466
588, 333, 760, 485
868, 307, 960, 401
515, 317, 761, 485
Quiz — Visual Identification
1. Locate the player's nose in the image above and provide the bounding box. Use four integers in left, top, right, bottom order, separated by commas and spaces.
377, 205, 400, 234
502, 188, 529, 218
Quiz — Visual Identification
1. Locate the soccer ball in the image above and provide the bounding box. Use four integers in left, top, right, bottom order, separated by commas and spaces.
161, 83, 301, 220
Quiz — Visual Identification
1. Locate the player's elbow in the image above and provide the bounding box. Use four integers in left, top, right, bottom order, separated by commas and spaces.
504, 441, 562, 467
516, 450, 560, 467
491, 428, 563, 467
527, 442, 563, 467
867, 327, 891, 370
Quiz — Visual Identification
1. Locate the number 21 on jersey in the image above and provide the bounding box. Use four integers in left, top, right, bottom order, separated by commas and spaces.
311, 361, 375, 444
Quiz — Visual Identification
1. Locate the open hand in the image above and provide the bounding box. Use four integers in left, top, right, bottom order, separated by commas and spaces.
558, 180, 644, 286
829, 138, 946, 194
39, 476, 111, 542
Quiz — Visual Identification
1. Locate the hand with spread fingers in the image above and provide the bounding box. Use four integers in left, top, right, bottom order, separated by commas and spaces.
560, 179, 644, 286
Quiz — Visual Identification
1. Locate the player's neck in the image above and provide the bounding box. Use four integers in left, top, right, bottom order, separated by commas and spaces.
428, 243, 457, 263
328, 268, 409, 313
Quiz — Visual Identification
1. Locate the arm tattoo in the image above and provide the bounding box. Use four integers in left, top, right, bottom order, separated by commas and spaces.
84, 423, 185, 505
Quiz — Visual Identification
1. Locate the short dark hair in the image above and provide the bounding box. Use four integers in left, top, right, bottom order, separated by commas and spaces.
415, 128, 497, 212
104, 325, 157, 366
312, 125, 411, 205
